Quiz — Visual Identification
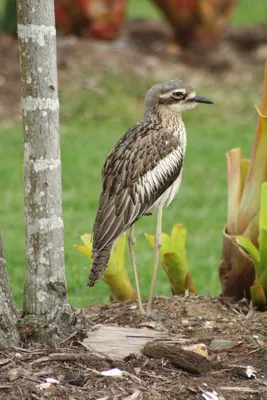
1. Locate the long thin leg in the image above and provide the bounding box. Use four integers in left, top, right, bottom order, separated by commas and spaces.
146, 206, 163, 317
128, 224, 145, 315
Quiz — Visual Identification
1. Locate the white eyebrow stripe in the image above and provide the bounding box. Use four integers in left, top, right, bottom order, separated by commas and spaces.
159, 88, 187, 99
187, 91, 196, 100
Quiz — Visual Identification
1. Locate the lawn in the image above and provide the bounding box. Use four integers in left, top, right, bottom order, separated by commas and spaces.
0, 0, 266, 309
127, 0, 267, 26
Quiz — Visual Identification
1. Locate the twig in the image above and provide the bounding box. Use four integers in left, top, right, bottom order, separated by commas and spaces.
126, 391, 142, 400
220, 386, 261, 393
31, 356, 50, 365
246, 307, 255, 319
33, 369, 53, 377
257, 379, 267, 387
123, 371, 142, 384
81, 367, 103, 376
209, 368, 232, 375
31, 352, 84, 365
94, 391, 142, 400
58, 330, 78, 345
21, 374, 40, 383
249, 345, 266, 354
140, 371, 169, 381
0, 385, 12, 390
0, 359, 12, 366
11, 346, 42, 354
231, 307, 245, 317
49, 353, 84, 361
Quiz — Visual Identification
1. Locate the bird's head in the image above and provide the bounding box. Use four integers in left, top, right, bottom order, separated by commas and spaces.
144, 79, 214, 119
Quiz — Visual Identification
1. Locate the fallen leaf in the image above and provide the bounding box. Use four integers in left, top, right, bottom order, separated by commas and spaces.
101, 368, 123, 377
183, 343, 209, 359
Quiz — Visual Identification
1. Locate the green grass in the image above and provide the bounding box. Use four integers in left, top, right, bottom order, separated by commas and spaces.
0, 64, 264, 308
127, 0, 267, 26
231, 0, 267, 26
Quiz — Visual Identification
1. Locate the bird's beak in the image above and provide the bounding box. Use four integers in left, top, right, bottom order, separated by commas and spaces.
191, 96, 214, 104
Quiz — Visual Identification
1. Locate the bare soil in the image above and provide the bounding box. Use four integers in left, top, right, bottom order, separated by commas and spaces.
1, 296, 267, 400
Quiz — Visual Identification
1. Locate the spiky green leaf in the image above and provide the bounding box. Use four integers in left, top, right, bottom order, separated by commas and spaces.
236, 236, 260, 265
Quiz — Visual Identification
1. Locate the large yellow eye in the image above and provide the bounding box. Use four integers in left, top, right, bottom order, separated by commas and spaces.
172, 91, 185, 100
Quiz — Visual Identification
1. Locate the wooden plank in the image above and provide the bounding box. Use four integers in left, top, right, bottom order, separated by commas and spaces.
84, 325, 163, 360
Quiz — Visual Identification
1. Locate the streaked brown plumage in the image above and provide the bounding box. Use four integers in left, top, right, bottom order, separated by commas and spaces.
88, 79, 213, 314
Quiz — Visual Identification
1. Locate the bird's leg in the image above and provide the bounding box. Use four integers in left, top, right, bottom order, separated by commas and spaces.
128, 224, 145, 315
146, 206, 162, 317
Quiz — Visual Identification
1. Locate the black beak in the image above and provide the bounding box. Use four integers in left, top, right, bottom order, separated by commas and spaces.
192, 96, 214, 104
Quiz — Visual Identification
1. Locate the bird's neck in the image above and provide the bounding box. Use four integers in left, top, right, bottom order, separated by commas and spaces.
144, 109, 184, 131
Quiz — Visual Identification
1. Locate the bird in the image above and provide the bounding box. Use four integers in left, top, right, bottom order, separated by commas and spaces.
88, 79, 214, 316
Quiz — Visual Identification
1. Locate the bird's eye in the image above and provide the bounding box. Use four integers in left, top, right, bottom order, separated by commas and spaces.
172, 91, 185, 99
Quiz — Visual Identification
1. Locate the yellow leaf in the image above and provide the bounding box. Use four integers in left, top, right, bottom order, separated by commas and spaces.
144, 232, 170, 259
75, 232, 136, 302
104, 252, 117, 275
170, 224, 186, 255
74, 244, 93, 261
160, 233, 171, 258
144, 233, 155, 248
163, 252, 187, 295
115, 234, 126, 272
103, 274, 137, 301
81, 233, 93, 249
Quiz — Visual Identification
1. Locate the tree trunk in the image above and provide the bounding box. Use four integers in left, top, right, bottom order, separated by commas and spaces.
0, 228, 20, 348
17, 1, 71, 322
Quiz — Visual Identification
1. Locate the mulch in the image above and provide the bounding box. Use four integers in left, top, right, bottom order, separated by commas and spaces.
1, 295, 267, 399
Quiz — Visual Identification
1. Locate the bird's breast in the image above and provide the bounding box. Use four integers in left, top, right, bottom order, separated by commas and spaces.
146, 170, 183, 213
175, 120, 187, 153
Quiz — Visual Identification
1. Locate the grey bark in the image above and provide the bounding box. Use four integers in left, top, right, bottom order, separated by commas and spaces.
17, 1, 70, 317
0, 228, 20, 348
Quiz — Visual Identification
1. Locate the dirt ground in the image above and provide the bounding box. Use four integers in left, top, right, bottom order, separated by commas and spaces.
1, 21, 267, 400
1, 296, 267, 399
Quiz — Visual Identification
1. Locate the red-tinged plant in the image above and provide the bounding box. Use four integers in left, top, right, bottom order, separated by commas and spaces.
55, 0, 126, 40
151, 0, 237, 48
219, 60, 267, 300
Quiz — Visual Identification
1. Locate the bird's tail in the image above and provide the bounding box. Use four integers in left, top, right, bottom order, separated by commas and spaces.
88, 245, 112, 287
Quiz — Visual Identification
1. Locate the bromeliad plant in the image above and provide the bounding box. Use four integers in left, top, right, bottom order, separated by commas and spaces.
75, 233, 137, 302
55, 0, 126, 40
219, 61, 267, 300
237, 183, 267, 309
151, 0, 237, 48
145, 224, 196, 296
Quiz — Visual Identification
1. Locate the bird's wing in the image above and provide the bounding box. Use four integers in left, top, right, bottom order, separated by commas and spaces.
92, 123, 183, 254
